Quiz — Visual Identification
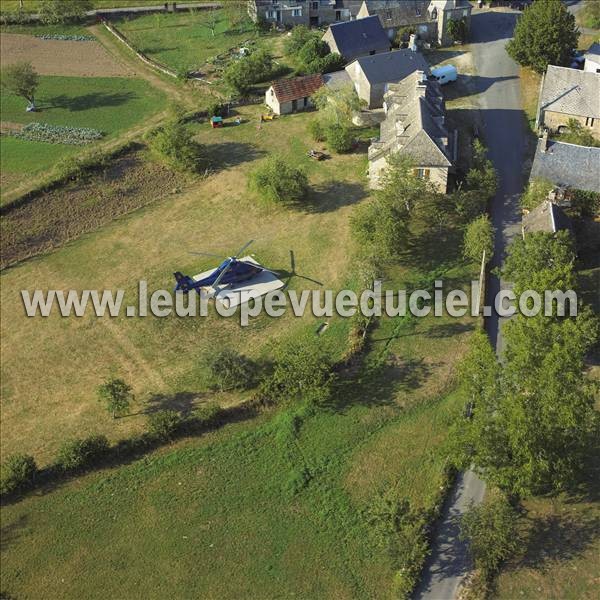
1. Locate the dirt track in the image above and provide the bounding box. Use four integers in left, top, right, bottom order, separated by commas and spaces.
0, 33, 135, 77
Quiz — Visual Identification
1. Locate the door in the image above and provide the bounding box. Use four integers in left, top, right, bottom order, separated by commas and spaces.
292, 99, 298, 112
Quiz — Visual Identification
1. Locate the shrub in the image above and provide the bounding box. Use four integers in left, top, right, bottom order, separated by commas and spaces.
205, 348, 256, 391
520, 177, 554, 211
249, 157, 308, 204
191, 402, 223, 426
53, 149, 110, 181
0, 454, 37, 495
56, 434, 110, 472
324, 123, 354, 153
307, 118, 325, 142
147, 410, 182, 442
38, 0, 92, 24
463, 214, 495, 264
97, 377, 133, 419
460, 494, 520, 580
206, 101, 225, 118
284, 25, 317, 55
447, 17, 469, 44
223, 49, 274, 95
146, 121, 204, 173
556, 118, 600, 148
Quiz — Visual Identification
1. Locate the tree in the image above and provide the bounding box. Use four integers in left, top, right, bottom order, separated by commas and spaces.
145, 121, 204, 173
205, 348, 255, 391
284, 25, 318, 56
460, 494, 519, 580
97, 378, 133, 419
463, 215, 495, 264
312, 84, 362, 125
447, 17, 468, 44
39, 0, 92, 24
1, 62, 39, 111
507, 0, 579, 73
465, 139, 497, 202
249, 157, 308, 204
223, 49, 273, 95
501, 230, 576, 296
56, 435, 110, 471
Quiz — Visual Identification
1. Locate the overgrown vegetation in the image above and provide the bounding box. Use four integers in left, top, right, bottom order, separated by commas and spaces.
555, 118, 600, 148
0, 454, 37, 495
223, 49, 277, 96
204, 348, 256, 391
577, 0, 600, 29
507, 0, 579, 73
145, 121, 205, 173
249, 156, 309, 204
447, 17, 469, 44
284, 25, 344, 74
463, 214, 494, 264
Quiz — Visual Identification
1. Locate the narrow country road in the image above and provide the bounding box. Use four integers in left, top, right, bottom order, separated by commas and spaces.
414, 8, 527, 599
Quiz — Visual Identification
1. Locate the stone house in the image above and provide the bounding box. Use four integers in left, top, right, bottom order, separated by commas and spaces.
345, 49, 430, 108
535, 65, 600, 138
368, 70, 453, 192
247, 0, 363, 28
321, 15, 391, 62
265, 73, 324, 114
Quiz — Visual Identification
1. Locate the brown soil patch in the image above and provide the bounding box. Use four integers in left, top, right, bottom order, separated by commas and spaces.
1, 149, 182, 268
0, 121, 24, 135
0, 33, 135, 77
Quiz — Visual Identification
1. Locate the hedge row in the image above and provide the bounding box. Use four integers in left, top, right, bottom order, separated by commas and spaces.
35, 34, 95, 41
0, 401, 261, 501
12, 122, 104, 145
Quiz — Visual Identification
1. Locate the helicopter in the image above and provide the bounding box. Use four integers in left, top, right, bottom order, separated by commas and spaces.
173, 241, 322, 295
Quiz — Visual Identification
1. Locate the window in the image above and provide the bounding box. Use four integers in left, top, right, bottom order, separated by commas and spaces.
416, 8, 421, 16
312, 1, 318, 9
369, 50, 376, 55
335, 9, 341, 20
585, 117, 595, 127
415, 168, 431, 180
267, 10, 277, 18
292, 8, 302, 17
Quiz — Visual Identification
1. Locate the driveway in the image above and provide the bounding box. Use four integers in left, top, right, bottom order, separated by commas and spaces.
414, 8, 527, 599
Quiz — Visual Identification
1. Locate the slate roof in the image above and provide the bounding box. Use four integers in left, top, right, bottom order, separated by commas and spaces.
361, 0, 431, 28
349, 49, 430, 85
369, 71, 451, 167
270, 74, 324, 103
522, 200, 571, 235
539, 65, 600, 119
326, 15, 390, 59
323, 69, 353, 90
530, 138, 600, 193
584, 42, 600, 61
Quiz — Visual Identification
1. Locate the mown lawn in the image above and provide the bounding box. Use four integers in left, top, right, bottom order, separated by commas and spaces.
0, 383, 466, 599
0, 75, 165, 197
117, 9, 262, 72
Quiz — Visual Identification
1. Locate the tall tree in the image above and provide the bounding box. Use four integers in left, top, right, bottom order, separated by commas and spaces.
507, 0, 579, 73
463, 214, 495, 264
1, 62, 39, 111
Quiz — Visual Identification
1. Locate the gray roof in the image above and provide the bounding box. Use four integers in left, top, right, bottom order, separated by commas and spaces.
584, 42, 600, 61
539, 65, 600, 119
349, 49, 430, 85
369, 70, 451, 167
323, 69, 353, 90
326, 15, 390, 59
522, 200, 571, 236
361, 0, 431, 28
530, 138, 600, 193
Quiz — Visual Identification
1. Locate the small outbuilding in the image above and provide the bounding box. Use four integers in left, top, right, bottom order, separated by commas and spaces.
265, 73, 324, 116
322, 15, 391, 63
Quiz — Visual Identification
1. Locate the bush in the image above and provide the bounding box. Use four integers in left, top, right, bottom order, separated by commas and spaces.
147, 410, 182, 442
447, 17, 468, 44
39, 0, 93, 24
324, 123, 354, 153
146, 121, 204, 173
191, 402, 223, 426
223, 49, 274, 95
556, 118, 600, 148
205, 348, 255, 391
56, 434, 110, 472
249, 157, 308, 204
307, 118, 325, 142
206, 101, 225, 118
0, 454, 37, 496
520, 177, 554, 211
284, 25, 317, 55
460, 494, 520, 580
53, 149, 110, 181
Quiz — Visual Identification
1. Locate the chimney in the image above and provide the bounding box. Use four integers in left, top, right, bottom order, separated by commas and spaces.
541, 128, 549, 153
408, 34, 417, 52
416, 70, 427, 96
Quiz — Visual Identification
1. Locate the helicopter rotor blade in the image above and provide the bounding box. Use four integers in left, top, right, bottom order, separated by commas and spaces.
234, 239, 254, 258
188, 251, 224, 258
212, 259, 233, 288
295, 274, 323, 286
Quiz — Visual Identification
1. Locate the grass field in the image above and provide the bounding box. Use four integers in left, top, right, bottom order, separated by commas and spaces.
0, 106, 368, 463
1, 0, 164, 11
117, 9, 261, 72
0, 378, 466, 599
0, 75, 165, 196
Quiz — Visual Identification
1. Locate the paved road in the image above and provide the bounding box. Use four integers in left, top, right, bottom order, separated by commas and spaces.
414, 8, 527, 599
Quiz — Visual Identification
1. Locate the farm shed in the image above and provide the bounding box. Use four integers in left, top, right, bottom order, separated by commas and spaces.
265, 74, 324, 115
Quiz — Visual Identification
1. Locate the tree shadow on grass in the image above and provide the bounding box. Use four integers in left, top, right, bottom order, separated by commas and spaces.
41, 92, 137, 112
144, 391, 208, 417
423, 322, 475, 338
204, 141, 266, 170
303, 180, 367, 213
